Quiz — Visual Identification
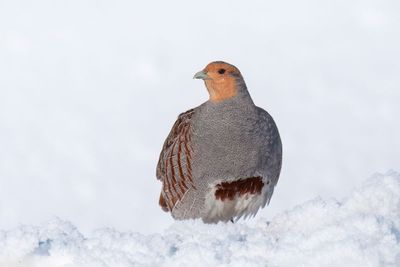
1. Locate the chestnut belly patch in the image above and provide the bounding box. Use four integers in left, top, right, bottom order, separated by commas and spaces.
214, 176, 264, 201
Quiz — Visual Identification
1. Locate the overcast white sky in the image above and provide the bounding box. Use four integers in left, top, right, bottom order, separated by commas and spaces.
0, 0, 399, 234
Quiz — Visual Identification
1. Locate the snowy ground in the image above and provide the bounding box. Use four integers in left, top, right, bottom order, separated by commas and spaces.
1, 171, 399, 267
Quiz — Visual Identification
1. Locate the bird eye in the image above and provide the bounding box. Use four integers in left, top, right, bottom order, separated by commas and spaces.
218, 69, 226, 74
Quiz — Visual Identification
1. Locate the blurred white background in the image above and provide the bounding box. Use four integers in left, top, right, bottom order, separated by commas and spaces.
0, 0, 399, 234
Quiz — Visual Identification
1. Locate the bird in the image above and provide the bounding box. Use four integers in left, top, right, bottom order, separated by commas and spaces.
156, 61, 282, 223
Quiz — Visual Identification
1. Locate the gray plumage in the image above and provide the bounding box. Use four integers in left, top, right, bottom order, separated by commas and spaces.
157, 61, 282, 223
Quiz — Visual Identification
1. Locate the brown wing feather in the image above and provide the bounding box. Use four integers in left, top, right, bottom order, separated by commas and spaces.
156, 109, 195, 212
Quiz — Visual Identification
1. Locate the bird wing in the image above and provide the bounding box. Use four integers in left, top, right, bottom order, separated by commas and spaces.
256, 107, 283, 206
156, 108, 196, 212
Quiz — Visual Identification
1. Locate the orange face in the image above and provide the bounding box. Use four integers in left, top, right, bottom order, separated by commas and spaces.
194, 61, 243, 103
202, 61, 241, 81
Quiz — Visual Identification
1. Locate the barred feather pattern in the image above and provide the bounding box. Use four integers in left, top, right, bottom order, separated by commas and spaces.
156, 109, 196, 212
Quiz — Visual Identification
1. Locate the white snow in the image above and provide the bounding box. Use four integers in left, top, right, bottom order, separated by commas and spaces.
1, 171, 399, 267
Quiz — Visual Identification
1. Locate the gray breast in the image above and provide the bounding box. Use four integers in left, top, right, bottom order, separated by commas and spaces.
191, 98, 282, 187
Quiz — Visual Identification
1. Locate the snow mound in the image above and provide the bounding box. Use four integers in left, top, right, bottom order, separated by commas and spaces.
1, 171, 399, 267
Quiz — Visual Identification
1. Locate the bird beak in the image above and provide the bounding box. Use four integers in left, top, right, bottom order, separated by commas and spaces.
193, 70, 210, 80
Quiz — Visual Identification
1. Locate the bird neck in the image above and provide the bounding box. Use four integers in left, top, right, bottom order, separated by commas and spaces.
205, 78, 252, 104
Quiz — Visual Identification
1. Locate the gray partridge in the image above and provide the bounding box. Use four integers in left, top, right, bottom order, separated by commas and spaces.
156, 61, 282, 223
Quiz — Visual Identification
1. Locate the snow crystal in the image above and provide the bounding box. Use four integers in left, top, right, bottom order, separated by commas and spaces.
1, 171, 399, 267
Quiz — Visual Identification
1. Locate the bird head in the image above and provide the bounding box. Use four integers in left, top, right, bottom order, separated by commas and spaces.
193, 61, 246, 103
